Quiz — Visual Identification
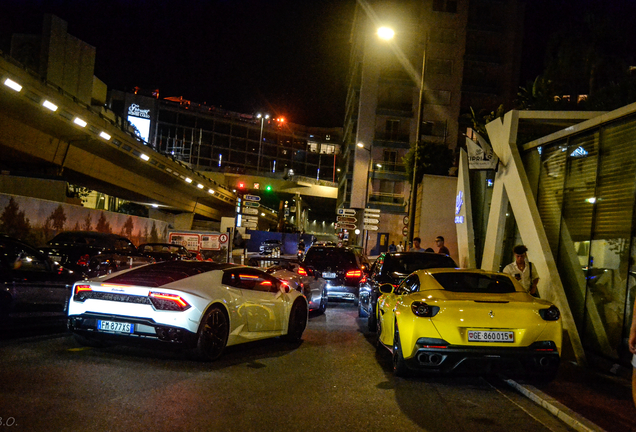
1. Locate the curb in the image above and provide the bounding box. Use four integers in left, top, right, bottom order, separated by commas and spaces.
504, 379, 607, 432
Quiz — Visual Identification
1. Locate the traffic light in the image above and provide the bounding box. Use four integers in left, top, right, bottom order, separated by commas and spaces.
265, 184, 272, 192
237, 181, 246, 189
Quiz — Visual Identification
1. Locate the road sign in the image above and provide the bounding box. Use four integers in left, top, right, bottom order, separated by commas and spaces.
242, 215, 258, 222
244, 194, 261, 201
364, 224, 379, 231
336, 222, 356, 230
364, 208, 381, 214
402, 226, 409, 236
244, 201, 260, 208
243, 222, 257, 229
363, 218, 379, 224
242, 207, 259, 215
337, 208, 356, 216
337, 216, 357, 223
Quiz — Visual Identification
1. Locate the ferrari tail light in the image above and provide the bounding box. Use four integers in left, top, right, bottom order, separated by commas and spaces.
345, 270, 362, 279
73, 284, 92, 302
539, 305, 560, 321
149, 292, 191, 311
411, 301, 440, 318
297, 267, 308, 276
76, 254, 90, 266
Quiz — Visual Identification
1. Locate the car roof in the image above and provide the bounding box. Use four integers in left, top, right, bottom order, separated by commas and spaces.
104, 261, 241, 287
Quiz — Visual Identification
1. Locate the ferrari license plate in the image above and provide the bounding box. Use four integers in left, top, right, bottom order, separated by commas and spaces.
323, 272, 336, 279
468, 330, 514, 343
98, 320, 134, 334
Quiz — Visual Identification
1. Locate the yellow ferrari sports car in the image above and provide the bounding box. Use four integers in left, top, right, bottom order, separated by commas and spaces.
376, 268, 562, 380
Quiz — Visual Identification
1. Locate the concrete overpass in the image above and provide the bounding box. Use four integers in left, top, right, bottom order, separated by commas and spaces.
0, 51, 337, 224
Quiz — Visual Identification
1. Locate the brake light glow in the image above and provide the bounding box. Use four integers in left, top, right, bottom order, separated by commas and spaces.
297, 267, 308, 276
76, 254, 90, 266
346, 270, 362, 278
149, 292, 191, 311
73, 284, 92, 302
75, 285, 92, 294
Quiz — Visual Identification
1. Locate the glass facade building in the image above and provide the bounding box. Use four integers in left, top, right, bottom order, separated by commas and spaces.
480, 108, 636, 365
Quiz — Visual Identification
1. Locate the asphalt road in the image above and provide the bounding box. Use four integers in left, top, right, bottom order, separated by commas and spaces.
0, 303, 575, 432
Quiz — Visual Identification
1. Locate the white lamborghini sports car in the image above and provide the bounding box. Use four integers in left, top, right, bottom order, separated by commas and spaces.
67, 261, 308, 361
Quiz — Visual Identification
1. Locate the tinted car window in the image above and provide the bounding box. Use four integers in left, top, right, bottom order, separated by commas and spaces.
304, 247, 357, 267
384, 253, 456, 275
432, 272, 516, 293
397, 274, 420, 294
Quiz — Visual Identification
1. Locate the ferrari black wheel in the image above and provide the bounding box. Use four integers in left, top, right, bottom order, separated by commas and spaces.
284, 300, 308, 343
392, 325, 409, 377
193, 305, 229, 361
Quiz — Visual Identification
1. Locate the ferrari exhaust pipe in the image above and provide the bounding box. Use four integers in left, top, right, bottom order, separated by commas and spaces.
417, 352, 443, 366
428, 353, 443, 365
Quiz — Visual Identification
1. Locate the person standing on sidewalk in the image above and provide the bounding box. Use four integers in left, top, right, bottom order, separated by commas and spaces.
435, 236, 450, 255
629, 300, 636, 407
503, 244, 539, 297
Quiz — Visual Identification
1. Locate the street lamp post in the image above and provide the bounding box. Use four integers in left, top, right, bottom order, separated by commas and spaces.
375, 25, 427, 247
357, 142, 373, 253
256, 113, 269, 173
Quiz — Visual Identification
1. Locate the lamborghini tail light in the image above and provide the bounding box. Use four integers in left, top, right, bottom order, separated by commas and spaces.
148, 292, 191, 311
297, 267, 308, 276
73, 284, 92, 302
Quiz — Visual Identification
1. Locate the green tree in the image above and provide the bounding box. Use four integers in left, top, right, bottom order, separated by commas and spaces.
0, 197, 31, 239
403, 140, 455, 185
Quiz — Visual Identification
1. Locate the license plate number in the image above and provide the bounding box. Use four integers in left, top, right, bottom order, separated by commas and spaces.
468, 330, 514, 343
98, 320, 134, 333
323, 272, 336, 279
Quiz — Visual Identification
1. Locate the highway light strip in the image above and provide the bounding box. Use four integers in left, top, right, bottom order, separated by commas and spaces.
2, 70, 235, 205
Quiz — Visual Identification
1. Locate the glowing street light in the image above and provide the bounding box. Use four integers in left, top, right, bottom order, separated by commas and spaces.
377, 27, 395, 40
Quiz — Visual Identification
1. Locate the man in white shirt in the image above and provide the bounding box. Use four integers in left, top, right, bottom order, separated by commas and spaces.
503, 244, 539, 296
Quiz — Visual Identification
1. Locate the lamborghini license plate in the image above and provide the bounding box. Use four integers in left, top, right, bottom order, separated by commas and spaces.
98, 320, 134, 334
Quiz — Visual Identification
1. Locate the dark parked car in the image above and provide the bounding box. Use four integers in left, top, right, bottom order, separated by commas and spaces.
302, 245, 370, 303
359, 251, 457, 331
137, 243, 198, 262
41, 231, 154, 278
0, 235, 81, 317
259, 239, 282, 255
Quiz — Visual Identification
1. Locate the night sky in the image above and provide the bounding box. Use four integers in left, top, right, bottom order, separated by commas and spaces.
1, 1, 634, 127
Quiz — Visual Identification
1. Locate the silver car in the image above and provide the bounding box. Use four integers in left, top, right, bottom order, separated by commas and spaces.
263, 260, 328, 315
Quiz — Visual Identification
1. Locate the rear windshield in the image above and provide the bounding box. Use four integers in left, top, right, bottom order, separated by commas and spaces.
304, 248, 356, 267
106, 261, 233, 287
385, 254, 456, 275
432, 272, 516, 294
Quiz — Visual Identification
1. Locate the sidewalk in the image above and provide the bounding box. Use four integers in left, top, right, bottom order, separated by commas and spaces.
508, 350, 636, 432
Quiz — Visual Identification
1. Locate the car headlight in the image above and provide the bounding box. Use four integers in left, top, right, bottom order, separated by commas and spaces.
539, 305, 560, 321
411, 301, 440, 318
